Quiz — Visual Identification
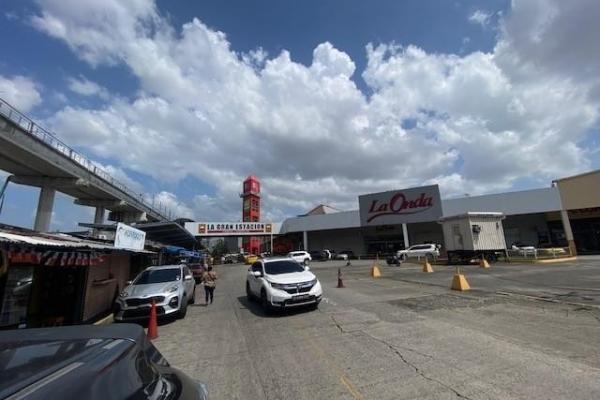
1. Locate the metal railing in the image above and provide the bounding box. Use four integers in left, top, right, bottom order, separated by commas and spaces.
505, 247, 571, 260
0, 97, 169, 220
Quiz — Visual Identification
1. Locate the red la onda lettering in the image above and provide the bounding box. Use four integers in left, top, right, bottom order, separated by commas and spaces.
367, 192, 433, 222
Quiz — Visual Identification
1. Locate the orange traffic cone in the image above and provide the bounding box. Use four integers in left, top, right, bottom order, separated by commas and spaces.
147, 299, 158, 340
337, 268, 345, 288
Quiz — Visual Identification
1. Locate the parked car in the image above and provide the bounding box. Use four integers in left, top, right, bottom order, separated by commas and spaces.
244, 254, 259, 264
223, 254, 238, 264
114, 265, 196, 322
321, 249, 333, 260
396, 244, 440, 260
386, 254, 403, 266
0, 324, 208, 400
287, 251, 312, 265
335, 250, 355, 260
246, 257, 322, 311
511, 242, 537, 256
309, 250, 325, 261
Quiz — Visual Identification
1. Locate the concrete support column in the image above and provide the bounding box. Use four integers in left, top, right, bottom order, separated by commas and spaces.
303, 231, 308, 251
560, 209, 577, 256
92, 206, 105, 237
34, 186, 55, 232
402, 223, 410, 248
94, 206, 105, 224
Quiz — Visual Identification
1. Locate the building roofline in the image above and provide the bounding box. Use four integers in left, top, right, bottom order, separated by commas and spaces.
552, 168, 600, 183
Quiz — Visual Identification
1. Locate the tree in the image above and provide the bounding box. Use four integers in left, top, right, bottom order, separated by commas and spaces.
211, 239, 228, 258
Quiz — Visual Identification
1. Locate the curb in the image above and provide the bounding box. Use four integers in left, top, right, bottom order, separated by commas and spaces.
534, 257, 578, 264
93, 313, 114, 325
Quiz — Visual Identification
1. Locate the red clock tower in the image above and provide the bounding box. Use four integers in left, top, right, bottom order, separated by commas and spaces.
241, 175, 261, 254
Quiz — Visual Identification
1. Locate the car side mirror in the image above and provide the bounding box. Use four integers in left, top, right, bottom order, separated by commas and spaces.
252, 270, 262, 277
126, 280, 133, 286
185, 275, 193, 281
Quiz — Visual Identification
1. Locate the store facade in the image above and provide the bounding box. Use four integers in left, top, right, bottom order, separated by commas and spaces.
279, 184, 571, 257
553, 169, 600, 255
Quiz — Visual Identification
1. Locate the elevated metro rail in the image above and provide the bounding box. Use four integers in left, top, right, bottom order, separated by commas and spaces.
0, 97, 169, 231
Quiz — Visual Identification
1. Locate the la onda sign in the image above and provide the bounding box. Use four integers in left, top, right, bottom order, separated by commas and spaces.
359, 185, 442, 226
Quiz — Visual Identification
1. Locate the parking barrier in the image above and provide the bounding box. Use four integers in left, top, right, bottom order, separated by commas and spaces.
371, 265, 381, 278
422, 260, 434, 273
451, 267, 470, 291
479, 257, 490, 269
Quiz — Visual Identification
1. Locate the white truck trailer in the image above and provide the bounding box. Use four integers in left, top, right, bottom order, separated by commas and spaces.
438, 212, 507, 264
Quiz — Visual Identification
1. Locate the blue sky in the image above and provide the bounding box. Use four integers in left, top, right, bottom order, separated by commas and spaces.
0, 0, 599, 231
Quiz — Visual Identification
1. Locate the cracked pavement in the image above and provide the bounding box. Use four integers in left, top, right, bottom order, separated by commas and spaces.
153, 259, 600, 399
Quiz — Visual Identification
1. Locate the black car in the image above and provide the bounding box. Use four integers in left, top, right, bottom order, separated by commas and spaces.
0, 324, 208, 400
309, 250, 325, 261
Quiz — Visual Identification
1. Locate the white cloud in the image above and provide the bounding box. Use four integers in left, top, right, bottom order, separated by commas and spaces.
151, 191, 194, 219
67, 76, 109, 99
29, 0, 600, 220
468, 9, 493, 27
0, 74, 42, 112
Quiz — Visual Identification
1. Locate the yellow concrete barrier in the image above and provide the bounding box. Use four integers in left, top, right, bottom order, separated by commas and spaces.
451, 268, 470, 291
422, 260, 434, 273
371, 265, 381, 278
479, 258, 490, 269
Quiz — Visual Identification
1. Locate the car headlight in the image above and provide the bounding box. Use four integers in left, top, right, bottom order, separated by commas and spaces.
168, 285, 178, 293
119, 291, 128, 298
270, 282, 288, 290
310, 278, 318, 286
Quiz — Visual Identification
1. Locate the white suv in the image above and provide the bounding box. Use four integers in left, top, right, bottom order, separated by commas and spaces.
287, 251, 311, 265
396, 244, 440, 260
246, 258, 323, 311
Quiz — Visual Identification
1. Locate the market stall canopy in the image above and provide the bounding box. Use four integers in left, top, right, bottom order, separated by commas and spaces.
133, 221, 198, 249
0, 224, 153, 253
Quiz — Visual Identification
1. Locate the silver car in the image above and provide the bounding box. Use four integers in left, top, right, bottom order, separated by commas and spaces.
114, 264, 196, 321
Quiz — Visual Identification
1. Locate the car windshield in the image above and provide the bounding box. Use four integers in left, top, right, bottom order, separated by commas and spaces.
135, 269, 181, 284
264, 261, 305, 275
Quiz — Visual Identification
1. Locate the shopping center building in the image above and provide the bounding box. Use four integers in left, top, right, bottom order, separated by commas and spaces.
278, 169, 600, 256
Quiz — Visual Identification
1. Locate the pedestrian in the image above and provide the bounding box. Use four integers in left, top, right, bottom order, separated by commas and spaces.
202, 266, 217, 305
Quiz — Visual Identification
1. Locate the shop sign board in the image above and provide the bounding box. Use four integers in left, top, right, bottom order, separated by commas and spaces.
186, 222, 278, 237
114, 223, 146, 251
359, 185, 442, 226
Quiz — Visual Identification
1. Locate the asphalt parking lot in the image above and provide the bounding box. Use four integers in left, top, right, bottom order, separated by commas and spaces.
153, 257, 600, 400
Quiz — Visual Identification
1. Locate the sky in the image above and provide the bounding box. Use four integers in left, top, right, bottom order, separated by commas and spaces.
1, 0, 600, 231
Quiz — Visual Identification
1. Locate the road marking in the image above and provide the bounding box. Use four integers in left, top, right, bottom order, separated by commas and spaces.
340, 375, 365, 400
304, 333, 365, 400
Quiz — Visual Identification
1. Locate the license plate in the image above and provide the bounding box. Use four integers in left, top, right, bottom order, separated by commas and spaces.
294, 294, 310, 301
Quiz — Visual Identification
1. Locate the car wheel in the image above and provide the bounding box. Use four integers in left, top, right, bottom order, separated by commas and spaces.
190, 287, 196, 304
400, 253, 407, 261
178, 297, 188, 319
310, 301, 319, 311
246, 282, 254, 301
304, 258, 310, 266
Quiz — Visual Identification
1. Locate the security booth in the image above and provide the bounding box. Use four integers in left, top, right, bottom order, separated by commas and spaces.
439, 212, 507, 264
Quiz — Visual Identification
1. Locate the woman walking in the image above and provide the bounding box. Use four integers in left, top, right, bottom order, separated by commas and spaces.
202, 266, 217, 305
